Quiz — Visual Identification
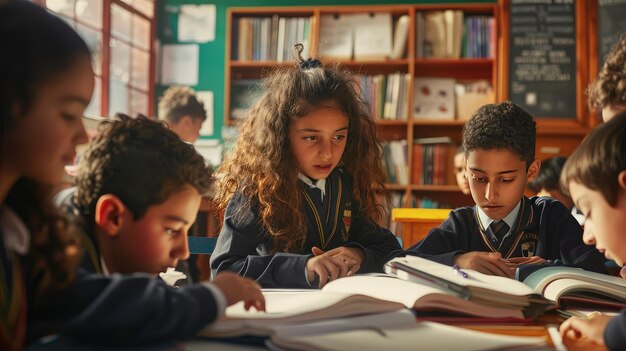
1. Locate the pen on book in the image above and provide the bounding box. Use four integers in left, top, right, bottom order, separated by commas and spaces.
453, 265, 468, 279
547, 325, 568, 351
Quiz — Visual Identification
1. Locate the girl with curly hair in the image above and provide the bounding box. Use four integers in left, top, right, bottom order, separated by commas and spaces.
211, 45, 402, 289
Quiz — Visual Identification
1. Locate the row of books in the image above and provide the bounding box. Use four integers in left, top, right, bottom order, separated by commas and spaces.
199, 256, 626, 350
232, 16, 312, 62
359, 73, 411, 121
416, 11, 495, 59
411, 137, 453, 185
381, 140, 408, 185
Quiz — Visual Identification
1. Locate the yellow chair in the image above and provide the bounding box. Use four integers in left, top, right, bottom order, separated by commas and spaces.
392, 208, 451, 248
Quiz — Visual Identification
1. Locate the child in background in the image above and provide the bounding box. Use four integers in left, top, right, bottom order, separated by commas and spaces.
588, 35, 626, 122
405, 101, 606, 278
527, 156, 585, 225
454, 146, 471, 195
158, 86, 207, 143
1, 1, 263, 348
210, 45, 402, 288
527, 156, 575, 210
56, 115, 211, 277
558, 112, 626, 350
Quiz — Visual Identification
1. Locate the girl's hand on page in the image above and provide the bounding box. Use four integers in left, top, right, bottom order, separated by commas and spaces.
453, 252, 515, 278
312, 246, 363, 275
212, 272, 266, 311
559, 315, 611, 345
620, 266, 626, 280
307, 251, 354, 288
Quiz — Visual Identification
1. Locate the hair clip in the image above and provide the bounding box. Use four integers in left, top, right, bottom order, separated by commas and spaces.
299, 58, 321, 70
292, 43, 321, 70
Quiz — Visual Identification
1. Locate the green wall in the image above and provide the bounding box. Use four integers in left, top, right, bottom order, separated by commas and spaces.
156, 0, 495, 141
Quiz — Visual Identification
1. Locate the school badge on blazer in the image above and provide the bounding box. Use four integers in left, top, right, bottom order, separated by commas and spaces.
520, 232, 539, 257
342, 205, 351, 241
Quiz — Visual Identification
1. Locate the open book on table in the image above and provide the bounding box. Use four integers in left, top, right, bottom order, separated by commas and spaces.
322, 275, 529, 321
385, 256, 554, 319
523, 266, 626, 311
199, 290, 407, 338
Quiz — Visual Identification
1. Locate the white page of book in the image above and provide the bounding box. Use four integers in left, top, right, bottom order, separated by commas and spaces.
399, 256, 537, 296
268, 321, 546, 351
323, 275, 524, 318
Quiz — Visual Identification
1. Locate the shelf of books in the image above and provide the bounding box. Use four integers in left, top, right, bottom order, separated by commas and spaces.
225, 3, 497, 238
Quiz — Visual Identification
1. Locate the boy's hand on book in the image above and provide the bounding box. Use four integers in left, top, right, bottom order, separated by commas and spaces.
453, 252, 515, 278
212, 272, 266, 311
559, 314, 611, 346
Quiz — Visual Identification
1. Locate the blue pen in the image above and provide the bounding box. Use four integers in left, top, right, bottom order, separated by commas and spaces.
453, 265, 469, 278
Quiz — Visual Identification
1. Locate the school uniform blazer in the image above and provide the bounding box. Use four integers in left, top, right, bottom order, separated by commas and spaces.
27, 268, 219, 345
605, 312, 626, 351
210, 167, 402, 288
405, 196, 607, 274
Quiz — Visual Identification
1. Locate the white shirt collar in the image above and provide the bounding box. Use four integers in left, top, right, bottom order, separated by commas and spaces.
1, 206, 31, 256
298, 173, 326, 201
100, 255, 111, 276
476, 200, 521, 234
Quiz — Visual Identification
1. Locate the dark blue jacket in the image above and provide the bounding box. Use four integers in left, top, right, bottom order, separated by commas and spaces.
210, 167, 402, 288
405, 197, 607, 274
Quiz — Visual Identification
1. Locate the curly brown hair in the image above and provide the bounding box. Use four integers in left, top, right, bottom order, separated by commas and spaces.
74, 116, 214, 227
463, 100, 536, 167
216, 58, 385, 253
1, 0, 88, 300
588, 36, 626, 110
157, 86, 207, 124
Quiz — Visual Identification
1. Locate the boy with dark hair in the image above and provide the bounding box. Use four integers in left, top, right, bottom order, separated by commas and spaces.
528, 156, 575, 211
158, 86, 207, 143
559, 111, 626, 350
57, 115, 210, 276
588, 35, 626, 122
406, 101, 606, 278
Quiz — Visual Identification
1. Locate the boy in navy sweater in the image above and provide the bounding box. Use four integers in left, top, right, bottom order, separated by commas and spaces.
406, 101, 606, 278
559, 112, 626, 350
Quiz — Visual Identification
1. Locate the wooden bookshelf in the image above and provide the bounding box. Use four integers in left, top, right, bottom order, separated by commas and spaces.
223, 1, 619, 236
224, 3, 499, 236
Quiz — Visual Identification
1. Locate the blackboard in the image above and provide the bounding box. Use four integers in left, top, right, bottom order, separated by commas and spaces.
508, 0, 577, 119
598, 0, 626, 68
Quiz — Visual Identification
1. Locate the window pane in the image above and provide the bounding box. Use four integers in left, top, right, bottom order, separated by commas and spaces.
131, 48, 150, 90
76, 23, 102, 75
132, 14, 151, 50
109, 80, 129, 116
130, 89, 149, 116
47, 0, 75, 17
134, 0, 154, 18
109, 39, 130, 115
110, 38, 130, 84
76, 0, 102, 28
111, 3, 131, 42
85, 76, 101, 117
